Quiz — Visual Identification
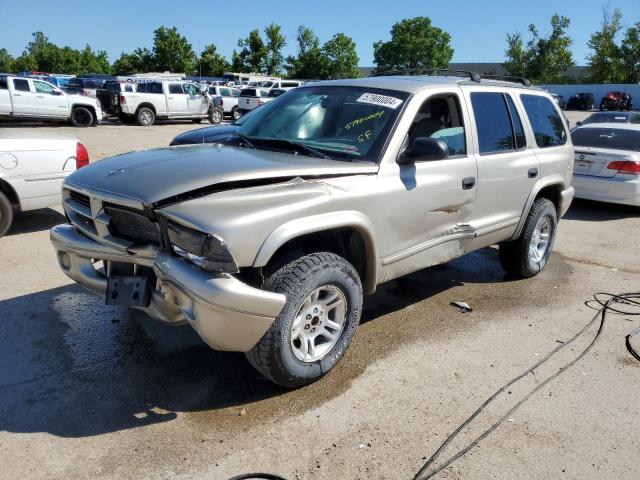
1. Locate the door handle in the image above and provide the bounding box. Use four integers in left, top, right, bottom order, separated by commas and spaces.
37, 95, 44, 98
13, 93, 21, 96
167, 97, 174, 99
528, 167, 539, 178
462, 177, 476, 190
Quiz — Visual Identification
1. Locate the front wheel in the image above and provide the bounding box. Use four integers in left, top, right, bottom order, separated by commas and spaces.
245, 252, 363, 388
231, 107, 241, 121
208, 108, 223, 125
70, 107, 94, 127
499, 198, 558, 278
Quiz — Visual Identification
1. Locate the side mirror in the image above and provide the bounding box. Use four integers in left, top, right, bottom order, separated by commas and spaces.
52, 90, 63, 96
398, 137, 449, 165
575, 121, 582, 126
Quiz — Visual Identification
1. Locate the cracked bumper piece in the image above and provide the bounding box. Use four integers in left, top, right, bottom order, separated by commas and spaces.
50, 224, 286, 352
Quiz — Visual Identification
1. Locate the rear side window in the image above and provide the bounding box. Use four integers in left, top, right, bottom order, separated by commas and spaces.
520, 94, 567, 148
470, 92, 517, 154
505, 95, 526, 149
219, 88, 230, 96
168, 84, 183, 94
13, 79, 30, 91
0, 77, 7, 89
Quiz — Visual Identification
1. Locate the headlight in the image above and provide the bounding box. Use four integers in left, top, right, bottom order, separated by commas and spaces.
167, 221, 238, 273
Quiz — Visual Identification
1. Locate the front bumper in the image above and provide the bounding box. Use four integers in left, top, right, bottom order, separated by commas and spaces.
572, 174, 640, 207
50, 224, 286, 352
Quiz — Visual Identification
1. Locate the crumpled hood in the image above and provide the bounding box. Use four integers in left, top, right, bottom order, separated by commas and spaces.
65, 144, 377, 206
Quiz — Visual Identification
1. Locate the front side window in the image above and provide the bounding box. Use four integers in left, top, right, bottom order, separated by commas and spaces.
34, 80, 55, 94
13, 79, 30, 92
471, 92, 517, 154
520, 94, 567, 148
237, 86, 409, 162
408, 94, 466, 156
231, 88, 241, 97
219, 87, 230, 96
169, 84, 183, 94
184, 83, 199, 95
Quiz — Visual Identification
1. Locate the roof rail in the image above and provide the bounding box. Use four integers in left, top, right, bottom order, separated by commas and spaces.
372, 68, 482, 83
481, 75, 532, 87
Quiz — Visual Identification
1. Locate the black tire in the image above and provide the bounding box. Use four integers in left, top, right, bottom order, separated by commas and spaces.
136, 107, 155, 126
208, 108, 223, 125
70, 107, 94, 127
118, 114, 136, 125
245, 252, 363, 388
231, 107, 241, 121
0, 191, 13, 238
499, 198, 558, 278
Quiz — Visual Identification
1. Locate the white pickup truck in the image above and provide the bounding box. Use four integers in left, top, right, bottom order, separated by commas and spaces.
0, 76, 103, 127
236, 88, 285, 116
118, 80, 215, 126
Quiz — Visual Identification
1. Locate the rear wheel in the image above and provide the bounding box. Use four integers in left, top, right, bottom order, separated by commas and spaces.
232, 107, 241, 121
499, 198, 558, 278
245, 252, 363, 388
70, 107, 94, 127
136, 107, 155, 126
0, 191, 13, 238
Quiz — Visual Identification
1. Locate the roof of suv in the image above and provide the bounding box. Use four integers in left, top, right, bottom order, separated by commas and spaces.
311, 75, 540, 94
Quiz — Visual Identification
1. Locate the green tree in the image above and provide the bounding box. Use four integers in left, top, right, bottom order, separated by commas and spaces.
230, 50, 245, 72
13, 54, 37, 72
198, 44, 229, 76
0, 48, 14, 72
78, 45, 110, 74
620, 22, 640, 83
262, 23, 286, 75
504, 14, 574, 83
152, 26, 197, 74
237, 29, 267, 73
322, 33, 360, 79
112, 48, 154, 75
586, 8, 624, 83
373, 17, 453, 73
286, 26, 326, 79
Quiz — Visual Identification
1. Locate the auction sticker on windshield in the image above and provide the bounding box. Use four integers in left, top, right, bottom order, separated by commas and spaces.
357, 93, 403, 109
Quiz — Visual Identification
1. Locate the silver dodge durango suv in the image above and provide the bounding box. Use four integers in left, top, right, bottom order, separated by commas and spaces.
51, 74, 575, 387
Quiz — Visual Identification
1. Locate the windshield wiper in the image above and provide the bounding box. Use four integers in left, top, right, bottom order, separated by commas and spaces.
235, 132, 256, 149
253, 138, 332, 160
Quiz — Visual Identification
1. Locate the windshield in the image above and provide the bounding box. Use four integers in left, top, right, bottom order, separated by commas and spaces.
236, 86, 409, 162
571, 128, 640, 151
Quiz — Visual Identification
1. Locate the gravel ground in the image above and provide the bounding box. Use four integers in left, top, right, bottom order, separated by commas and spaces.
0, 110, 639, 480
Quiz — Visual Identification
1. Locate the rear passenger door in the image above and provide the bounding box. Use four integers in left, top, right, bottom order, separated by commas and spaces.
167, 83, 188, 114
10, 78, 37, 114
464, 89, 539, 242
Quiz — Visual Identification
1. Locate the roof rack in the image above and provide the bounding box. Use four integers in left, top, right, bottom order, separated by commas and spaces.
372, 69, 482, 83
481, 75, 531, 87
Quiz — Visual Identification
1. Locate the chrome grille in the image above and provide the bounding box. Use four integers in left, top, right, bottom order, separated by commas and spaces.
69, 190, 91, 209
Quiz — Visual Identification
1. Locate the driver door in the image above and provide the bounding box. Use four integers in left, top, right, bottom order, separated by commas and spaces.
33, 80, 67, 117
376, 91, 478, 278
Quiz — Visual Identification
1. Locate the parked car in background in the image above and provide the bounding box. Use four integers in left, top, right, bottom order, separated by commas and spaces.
98, 80, 137, 118
550, 93, 565, 109
51, 75, 574, 387
208, 85, 242, 120
599, 91, 633, 111
0, 131, 89, 237
571, 123, 640, 206
0, 76, 103, 127
66, 78, 106, 98
575, 111, 640, 128
259, 79, 305, 91
169, 105, 260, 145
566, 93, 595, 110
118, 80, 215, 126
237, 88, 272, 116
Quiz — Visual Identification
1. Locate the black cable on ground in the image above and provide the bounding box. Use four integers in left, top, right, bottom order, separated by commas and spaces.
228, 292, 640, 480
413, 292, 640, 480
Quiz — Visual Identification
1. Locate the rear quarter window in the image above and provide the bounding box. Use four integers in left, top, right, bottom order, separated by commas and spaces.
12, 79, 30, 91
520, 94, 567, 148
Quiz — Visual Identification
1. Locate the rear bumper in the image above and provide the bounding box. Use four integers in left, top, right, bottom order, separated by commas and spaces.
50, 224, 286, 352
572, 174, 640, 207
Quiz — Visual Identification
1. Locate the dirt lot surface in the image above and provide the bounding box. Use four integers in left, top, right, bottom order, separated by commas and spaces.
1, 111, 639, 480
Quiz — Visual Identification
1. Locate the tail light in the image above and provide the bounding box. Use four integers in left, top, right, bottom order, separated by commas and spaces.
76, 142, 89, 169
119, 94, 126, 104
606, 161, 640, 175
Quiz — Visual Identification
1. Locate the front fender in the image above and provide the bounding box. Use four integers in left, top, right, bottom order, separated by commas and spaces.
253, 210, 378, 294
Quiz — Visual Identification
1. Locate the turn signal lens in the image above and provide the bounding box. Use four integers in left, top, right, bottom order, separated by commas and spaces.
76, 142, 89, 169
606, 161, 640, 175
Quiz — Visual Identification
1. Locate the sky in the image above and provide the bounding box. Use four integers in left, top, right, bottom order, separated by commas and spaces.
1, 0, 638, 67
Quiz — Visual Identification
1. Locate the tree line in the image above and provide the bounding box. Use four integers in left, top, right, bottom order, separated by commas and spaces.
0, 10, 638, 84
